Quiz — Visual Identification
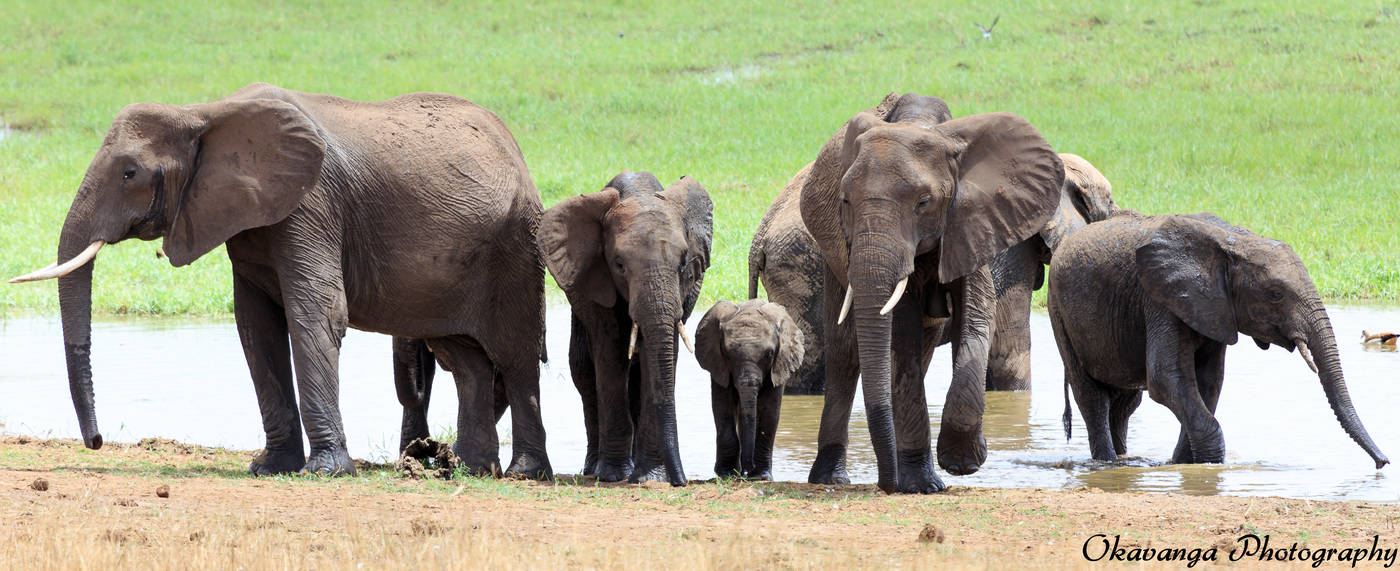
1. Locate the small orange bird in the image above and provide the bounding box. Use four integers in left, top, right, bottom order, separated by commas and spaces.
1361, 330, 1398, 346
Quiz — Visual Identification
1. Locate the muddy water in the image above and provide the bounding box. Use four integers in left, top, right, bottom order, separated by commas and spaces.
1, 305, 1397, 501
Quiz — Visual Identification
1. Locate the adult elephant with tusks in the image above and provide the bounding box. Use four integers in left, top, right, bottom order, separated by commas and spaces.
800, 92, 1064, 493
540, 171, 713, 486
9, 83, 551, 479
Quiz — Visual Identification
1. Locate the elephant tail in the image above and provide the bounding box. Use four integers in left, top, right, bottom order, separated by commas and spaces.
747, 250, 764, 300
1062, 378, 1072, 442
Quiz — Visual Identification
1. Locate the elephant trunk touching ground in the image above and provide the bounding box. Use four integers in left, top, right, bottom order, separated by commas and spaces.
847, 227, 914, 493
633, 281, 687, 485
1304, 301, 1389, 468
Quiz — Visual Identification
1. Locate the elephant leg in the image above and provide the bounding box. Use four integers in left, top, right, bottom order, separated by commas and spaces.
1145, 308, 1223, 464
497, 354, 551, 479
430, 335, 501, 476
986, 241, 1037, 391
1070, 376, 1116, 461
234, 272, 304, 476
568, 315, 601, 476
1108, 389, 1143, 457
891, 285, 944, 493
751, 383, 781, 481
281, 278, 354, 476
936, 269, 994, 476
393, 337, 436, 455
590, 309, 635, 482
1173, 342, 1227, 463
810, 268, 858, 485
711, 383, 740, 478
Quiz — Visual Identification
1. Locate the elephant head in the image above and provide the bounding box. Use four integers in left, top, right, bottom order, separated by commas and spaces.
1136, 214, 1388, 468
1037, 153, 1117, 255
9, 93, 326, 450
801, 103, 1063, 490
539, 171, 713, 484
694, 299, 804, 475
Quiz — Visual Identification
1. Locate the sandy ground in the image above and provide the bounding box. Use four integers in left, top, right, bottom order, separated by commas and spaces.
2, 437, 1398, 569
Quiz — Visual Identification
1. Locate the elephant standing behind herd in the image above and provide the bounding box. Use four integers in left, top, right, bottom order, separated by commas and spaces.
8, 84, 1387, 494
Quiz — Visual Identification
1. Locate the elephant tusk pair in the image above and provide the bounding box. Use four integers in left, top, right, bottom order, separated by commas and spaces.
9, 241, 105, 283
626, 321, 694, 359
835, 276, 909, 324
1294, 337, 1319, 374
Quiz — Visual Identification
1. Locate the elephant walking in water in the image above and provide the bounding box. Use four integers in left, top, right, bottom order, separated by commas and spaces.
10, 83, 551, 478
1048, 212, 1388, 468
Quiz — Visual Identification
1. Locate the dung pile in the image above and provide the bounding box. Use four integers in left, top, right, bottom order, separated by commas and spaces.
395, 438, 459, 480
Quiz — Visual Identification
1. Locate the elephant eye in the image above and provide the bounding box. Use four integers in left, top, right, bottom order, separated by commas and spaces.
122, 166, 137, 180
1267, 287, 1286, 302
614, 259, 625, 273
916, 197, 931, 210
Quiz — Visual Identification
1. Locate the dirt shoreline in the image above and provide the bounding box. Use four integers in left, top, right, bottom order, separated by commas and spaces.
2, 436, 1397, 569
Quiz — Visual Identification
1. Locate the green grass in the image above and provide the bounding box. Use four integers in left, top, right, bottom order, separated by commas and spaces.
2, 1, 1397, 318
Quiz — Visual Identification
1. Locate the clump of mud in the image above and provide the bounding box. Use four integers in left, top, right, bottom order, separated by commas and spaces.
395, 438, 459, 480
29, 478, 48, 492
155, 484, 170, 498
917, 524, 946, 544
137, 437, 203, 455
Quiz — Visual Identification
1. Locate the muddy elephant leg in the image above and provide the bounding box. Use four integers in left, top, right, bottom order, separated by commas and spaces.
429, 336, 501, 476
1071, 376, 1117, 461
891, 284, 944, 493
751, 383, 781, 481
986, 241, 1038, 391
1145, 308, 1223, 464
1172, 341, 1227, 463
712, 382, 740, 477
393, 337, 436, 454
280, 274, 354, 476
498, 354, 551, 480
568, 314, 601, 475
1108, 389, 1142, 457
810, 268, 859, 484
234, 273, 304, 476
936, 269, 993, 476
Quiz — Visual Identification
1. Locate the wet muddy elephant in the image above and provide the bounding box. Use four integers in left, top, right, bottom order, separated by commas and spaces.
540, 171, 713, 486
800, 92, 1064, 493
694, 299, 804, 480
9, 83, 550, 478
1048, 212, 1389, 468
986, 153, 1116, 391
748, 94, 951, 395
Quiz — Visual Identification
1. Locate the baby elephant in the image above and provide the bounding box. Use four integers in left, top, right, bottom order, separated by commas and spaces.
1048, 212, 1389, 468
695, 300, 804, 480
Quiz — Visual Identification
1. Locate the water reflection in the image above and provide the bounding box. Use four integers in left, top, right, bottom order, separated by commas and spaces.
0, 305, 1396, 502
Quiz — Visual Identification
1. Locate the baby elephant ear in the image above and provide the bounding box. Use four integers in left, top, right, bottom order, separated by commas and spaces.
695, 301, 740, 386
1136, 216, 1239, 345
759, 303, 805, 387
540, 189, 620, 307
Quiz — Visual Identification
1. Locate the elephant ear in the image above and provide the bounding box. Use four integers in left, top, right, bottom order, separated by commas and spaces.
540, 188, 620, 307
758, 302, 805, 387
695, 301, 739, 386
933, 112, 1064, 283
1136, 216, 1239, 345
663, 176, 713, 321
164, 98, 326, 267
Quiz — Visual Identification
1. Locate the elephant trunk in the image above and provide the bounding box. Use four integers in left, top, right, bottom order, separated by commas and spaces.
55, 204, 103, 450
635, 279, 686, 486
735, 364, 763, 476
1303, 304, 1389, 469
848, 232, 912, 494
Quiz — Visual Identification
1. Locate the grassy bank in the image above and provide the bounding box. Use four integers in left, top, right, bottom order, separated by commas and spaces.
2, 1, 1397, 317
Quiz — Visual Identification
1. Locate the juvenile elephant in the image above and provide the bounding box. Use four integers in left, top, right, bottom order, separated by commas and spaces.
986, 153, 1116, 391
9, 83, 550, 478
1048, 212, 1389, 468
801, 93, 1064, 493
694, 299, 804, 480
540, 171, 713, 486
748, 94, 951, 395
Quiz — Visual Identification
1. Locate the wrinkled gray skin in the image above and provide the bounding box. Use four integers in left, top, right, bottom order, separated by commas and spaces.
800, 93, 1064, 493
541, 172, 713, 486
695, 299, 804, 480
747, 164, 824, 394
1048, 212, 1389, 468
986, 154, 1117, 391
20, 83, 550, 478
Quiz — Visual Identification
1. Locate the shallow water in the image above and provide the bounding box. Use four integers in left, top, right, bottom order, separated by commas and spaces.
1, 304, 1397, 501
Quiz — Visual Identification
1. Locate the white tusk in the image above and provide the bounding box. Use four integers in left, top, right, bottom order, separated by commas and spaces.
837, 286, 853, 325
9, 241, 105, 283
627, 323, 639, 360
677, 320, 694, 354
1294, 337, 1318, 374
878, 277, 909, 316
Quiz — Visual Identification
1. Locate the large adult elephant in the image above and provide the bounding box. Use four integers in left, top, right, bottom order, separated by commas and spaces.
748, 94, 952, 395
985, 153, 1116, 390
1048, 212, 1389, 468
800, 92, 1064, 493
9, 83, 550, 478
540, 171, 713, 486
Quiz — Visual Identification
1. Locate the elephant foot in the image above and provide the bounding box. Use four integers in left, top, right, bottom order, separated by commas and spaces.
249, 446, 306, 476
626, 463, 668, 485
744, 469, 772, 481
579, 450, 599, 477
301, 446, 355, 476
807, 445, 850, 485
453, 442, 501, 477
595, 458, 633, 483
713, 462, 741, 479
505, 451, 553, 481
936, 424, 987, 476
1171, 445, 1223, 464
896, 449, 946, 494
398, 408, 430, 455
